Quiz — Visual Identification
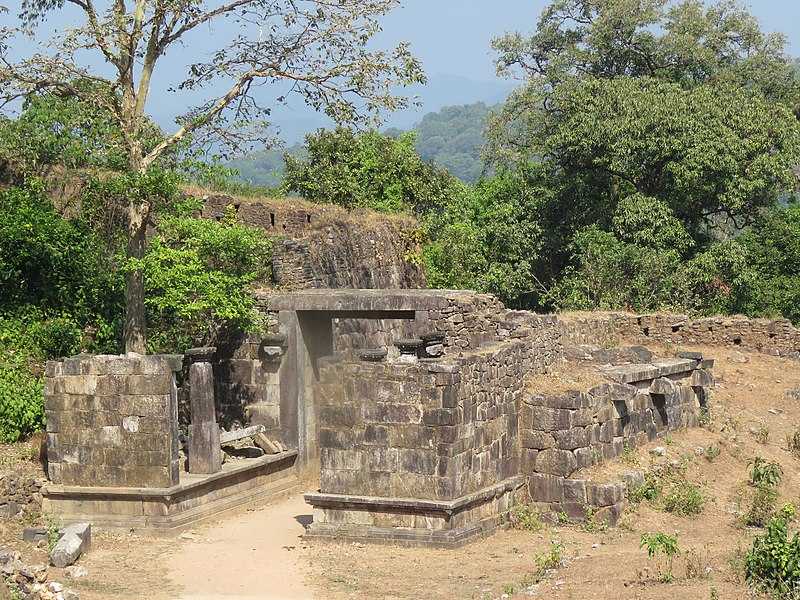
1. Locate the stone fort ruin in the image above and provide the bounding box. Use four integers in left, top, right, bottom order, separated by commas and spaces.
38, 194, 800, 546
42, 287, 721, 546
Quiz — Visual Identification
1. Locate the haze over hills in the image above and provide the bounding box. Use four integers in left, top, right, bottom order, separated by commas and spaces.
229, 74, 508, 187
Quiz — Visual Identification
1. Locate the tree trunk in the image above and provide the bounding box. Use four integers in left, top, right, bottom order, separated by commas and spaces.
124, 201, 148, 354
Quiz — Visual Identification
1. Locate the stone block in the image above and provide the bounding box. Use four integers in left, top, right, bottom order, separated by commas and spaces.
387, 425, 435, 449
320, 404, 359, 427
554, 427, 590, 450
363, 424, 389, 446
398, 449, 437, 475
587, 483, 625, 507
366, 448, 398, 473
691, 369, 714, 388
528, 473, 564, 502
521, 449, 539, 473
422, 408, 459, 426
321, 448, 364, 471
595, 501, 625, 526
50, 534, 82, 568
22, 527, 47, 544
528, 406, 572, 431
574, 446, 599, 469
649, 377, 677, 396
188, 421, 222, 474
563, 479, 587, 504
520, 430, 555, 450
535, 449, 577, 477
363, 403, 422, 424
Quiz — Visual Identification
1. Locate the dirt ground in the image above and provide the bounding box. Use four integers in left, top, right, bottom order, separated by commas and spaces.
2, 343, 800, 599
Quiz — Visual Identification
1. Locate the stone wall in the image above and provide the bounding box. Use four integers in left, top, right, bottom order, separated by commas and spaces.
521, 356, 714, 522
200, 194, 426, 291
315, 314, 564, 503
561, 312, 800, 359
44, 355, 181, 489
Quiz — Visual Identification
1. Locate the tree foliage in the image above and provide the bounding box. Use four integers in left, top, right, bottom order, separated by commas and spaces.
423, 170, 548, 306
139, 202, 273, 353
283, 128, 461, 214
475, 0, 800, 313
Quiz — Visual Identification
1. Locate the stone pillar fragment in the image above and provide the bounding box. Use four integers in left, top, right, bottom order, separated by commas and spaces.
188, 358, 222, 474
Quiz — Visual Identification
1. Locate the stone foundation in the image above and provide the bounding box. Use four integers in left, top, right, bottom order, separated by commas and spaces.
44, 451, 298, 534
304, 477, 524, 547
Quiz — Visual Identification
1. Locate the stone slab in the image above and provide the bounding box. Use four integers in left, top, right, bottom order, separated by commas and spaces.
43, 451, 298, 535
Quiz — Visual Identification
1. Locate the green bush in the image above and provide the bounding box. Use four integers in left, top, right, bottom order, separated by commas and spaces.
744, 485, 780, 528
0, 361, 44, 443
745, 515, 800, 595
283, 128, 461, 214
750, 457, 784, 488
0, 181, 122, 323
139, 203, 273, 353
662, 481, 706, 516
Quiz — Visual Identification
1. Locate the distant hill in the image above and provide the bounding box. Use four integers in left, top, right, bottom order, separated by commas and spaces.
229, 101, 495, 186
413, 102, 493, 183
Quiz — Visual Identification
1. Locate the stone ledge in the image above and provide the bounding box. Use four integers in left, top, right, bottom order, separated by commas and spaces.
302, 520, 497, 549
601, 358, 698, 384
305, 475, 525, 516
43, 451, 298, 535
45, 450, 297, 499
304, 477, 525, 548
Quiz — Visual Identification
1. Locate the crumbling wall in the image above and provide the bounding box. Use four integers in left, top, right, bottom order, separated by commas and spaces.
315, 314, 564, 502
560, 312, 800, 359
203, 194, 427, 354
44, 354, 181, 488
521, 356, 714, 522
200, 193, 426, 291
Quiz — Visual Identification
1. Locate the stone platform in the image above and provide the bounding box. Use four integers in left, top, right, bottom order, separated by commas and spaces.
43, 451, 298, 535
304, 476, 525, 547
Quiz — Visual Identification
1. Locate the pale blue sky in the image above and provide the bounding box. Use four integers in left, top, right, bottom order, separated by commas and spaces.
379, 0, 799, 83
4, 0, 799, 142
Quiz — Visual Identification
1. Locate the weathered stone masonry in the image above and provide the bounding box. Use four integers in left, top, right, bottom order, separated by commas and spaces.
44, 354, 181, 488
562, 312, 800, 359
521, 356, 714, 523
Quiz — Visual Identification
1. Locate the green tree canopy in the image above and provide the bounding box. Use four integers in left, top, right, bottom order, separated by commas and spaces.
283, 128, 462, 214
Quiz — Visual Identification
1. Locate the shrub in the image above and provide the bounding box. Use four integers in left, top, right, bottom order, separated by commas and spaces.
0, 362, 44, 443
641, 532, 680, 582
139, 204, 273, 353
535, 540, 565, 573
705, 446, 721, 462
754, 424, 770, 445
787, 429, 800, 459
743, 485, 780, 528
745, 515, 800, 595
628, 471, 663, 504
663, 481, 706, 516
0, 181, 122, 323
749, 457, 784, 488
509, 503, 544, 532
283, 128, 460, 214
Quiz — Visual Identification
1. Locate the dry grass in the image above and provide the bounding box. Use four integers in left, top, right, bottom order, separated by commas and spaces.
525, 361, 608, 395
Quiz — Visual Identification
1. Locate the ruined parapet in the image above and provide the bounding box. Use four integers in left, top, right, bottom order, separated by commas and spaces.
521, 354, 714, 524
560, 311, 800, 359
305, 330, 550, 546
44, 354, 182, 488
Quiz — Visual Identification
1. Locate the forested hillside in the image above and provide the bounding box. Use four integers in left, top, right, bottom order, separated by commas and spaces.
230, 101, 492, 187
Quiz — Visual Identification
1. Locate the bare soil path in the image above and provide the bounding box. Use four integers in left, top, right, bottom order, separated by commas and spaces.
166, 493, 315, 600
